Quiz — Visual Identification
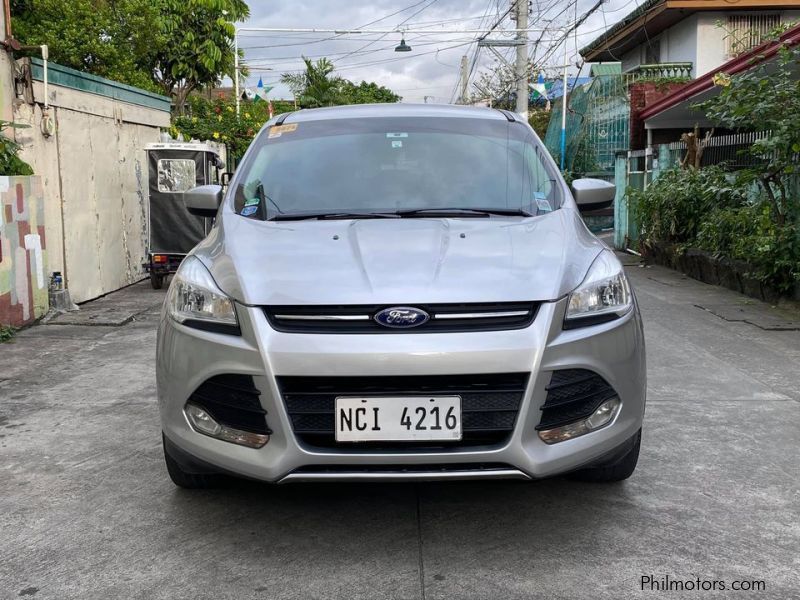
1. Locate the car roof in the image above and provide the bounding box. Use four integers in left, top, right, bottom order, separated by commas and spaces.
281, 103, 516, 123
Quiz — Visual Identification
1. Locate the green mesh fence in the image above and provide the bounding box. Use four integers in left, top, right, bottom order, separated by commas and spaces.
543, 75, 629, 175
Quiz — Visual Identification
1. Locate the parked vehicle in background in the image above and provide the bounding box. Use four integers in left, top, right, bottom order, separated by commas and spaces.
156, 104, 646, 487
143, 142, 223, 289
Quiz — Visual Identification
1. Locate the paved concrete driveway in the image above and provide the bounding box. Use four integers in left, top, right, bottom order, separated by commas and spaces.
1, 257, 798, 600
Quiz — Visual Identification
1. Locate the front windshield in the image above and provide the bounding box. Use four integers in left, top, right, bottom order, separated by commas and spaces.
232, 116, 561, 219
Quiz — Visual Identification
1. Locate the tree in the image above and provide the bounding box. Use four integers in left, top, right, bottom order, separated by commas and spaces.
173, 95, 293, 161
527, 107, 550, 140
153, 0, 250, 114
281, 57, 400, 108
698, 43, 800, 227
339, 80, 400, 105
10, 0, 161, 92
10, 0, 249, 112
280, 58, 343, 108
0, 120, 34, 176
469, 57, 539, 109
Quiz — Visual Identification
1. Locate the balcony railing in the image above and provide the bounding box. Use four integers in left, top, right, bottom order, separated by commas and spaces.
625, 62, 693, 83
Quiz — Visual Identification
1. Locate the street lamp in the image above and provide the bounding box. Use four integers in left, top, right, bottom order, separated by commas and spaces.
395, 37, 412, 52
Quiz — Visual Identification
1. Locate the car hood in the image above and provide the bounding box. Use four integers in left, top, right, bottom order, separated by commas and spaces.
194, 209, 605, 306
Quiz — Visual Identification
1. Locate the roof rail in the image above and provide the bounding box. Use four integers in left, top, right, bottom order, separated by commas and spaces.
275, 111, 295, 126
496, 109, 517, 122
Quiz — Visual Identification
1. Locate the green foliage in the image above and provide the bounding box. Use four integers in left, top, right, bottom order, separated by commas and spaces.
631, 166, 746, 246
0, 324, 15, 342
11, 0, 162, 92
280, 57, 400, 108
696, 204, 799, 292
11, 0, 249, 111
527, 108, 551, 140
0, 120, 34, 176
630, 76, 691, 90
172, 95, 293, 161
697, 44, 800, 227
154, 0, 250, 113
339, 80, 401, 105
280, 58, 341, 108
633, 166, 800, 294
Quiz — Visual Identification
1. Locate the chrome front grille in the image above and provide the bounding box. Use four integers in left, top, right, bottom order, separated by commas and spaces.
264, 302, 538, 333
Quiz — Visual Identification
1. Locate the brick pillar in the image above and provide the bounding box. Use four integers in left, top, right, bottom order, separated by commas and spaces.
629, 81, 690, 150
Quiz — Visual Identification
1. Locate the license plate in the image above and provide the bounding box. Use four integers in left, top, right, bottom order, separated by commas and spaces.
335, 396, 462, 442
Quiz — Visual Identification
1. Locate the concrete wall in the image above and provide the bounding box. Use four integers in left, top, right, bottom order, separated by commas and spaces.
0, 176, 48, 326
11, 61, 171, 303
661, 15, 699, 75
622, 15, 700, 76
0, 9, 48, 327
696, 11, 800, 77
623, 10, 800, 78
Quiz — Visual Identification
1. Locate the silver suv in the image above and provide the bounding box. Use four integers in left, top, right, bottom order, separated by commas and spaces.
156, 104, 646, 487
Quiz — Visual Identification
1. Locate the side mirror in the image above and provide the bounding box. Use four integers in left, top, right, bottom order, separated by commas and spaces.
571, 178, 615, 213
184, 185, 223, 218
221, 172, 232, 187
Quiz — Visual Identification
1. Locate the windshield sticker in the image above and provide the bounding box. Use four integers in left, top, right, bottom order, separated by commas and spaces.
241, 205, 258, 217
391, 140, 403, 149
386, 132, 408, 138
244, 197, 260, 207
534, 193, 552, 213
268, 123, 298, 138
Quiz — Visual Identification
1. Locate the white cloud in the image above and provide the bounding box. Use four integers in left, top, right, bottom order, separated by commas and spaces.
237, 0, 643, 103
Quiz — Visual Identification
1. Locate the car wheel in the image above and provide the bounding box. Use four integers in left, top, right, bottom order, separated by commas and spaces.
162, 435, 224, 489
569, 428, 641, 483
150, 272, 164, 290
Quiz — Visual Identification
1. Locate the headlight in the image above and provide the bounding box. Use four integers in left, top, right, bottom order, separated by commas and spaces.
167, 256, 239, 334
565, 250, 632, 328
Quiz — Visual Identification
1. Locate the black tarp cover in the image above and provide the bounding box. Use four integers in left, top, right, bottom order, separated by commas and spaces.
147, 149, 212, 254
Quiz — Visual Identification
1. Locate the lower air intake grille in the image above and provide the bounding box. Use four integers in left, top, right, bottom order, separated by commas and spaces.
537, 369, 617, 430
277, 373, 529, 449
187, 374, 270, 435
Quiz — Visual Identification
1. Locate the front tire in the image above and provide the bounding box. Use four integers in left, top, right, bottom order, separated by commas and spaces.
569, 429, 641, 482
163, 435, 224, 489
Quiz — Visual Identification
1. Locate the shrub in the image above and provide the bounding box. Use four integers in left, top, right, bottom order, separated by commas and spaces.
0, 324, 15, 342
630, 166, 746, 247
697, 204, 799, 293
0, 120, 34, 176
633, 165, 799, 294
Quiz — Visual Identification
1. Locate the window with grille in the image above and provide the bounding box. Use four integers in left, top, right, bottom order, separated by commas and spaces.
726, 14, 781, 57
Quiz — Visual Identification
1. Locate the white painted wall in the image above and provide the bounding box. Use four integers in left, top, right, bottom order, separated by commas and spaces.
620, 47, 642, 73
12, 75, 170, 302
623, 9, 800, 78
661, 14, 698, 75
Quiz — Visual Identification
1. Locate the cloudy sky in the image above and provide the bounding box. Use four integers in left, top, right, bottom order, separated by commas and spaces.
237, 0, 644, 103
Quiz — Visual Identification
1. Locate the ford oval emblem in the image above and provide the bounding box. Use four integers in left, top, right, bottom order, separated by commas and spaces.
374, 306, 430, 329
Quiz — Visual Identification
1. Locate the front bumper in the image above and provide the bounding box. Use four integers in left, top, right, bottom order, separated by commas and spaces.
156, 298, 646, 483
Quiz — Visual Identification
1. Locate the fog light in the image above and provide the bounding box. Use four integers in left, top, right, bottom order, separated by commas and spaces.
184, 404, 269, 448
538, 397, 621, 445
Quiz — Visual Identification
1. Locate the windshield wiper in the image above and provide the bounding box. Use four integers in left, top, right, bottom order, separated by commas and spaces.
394, 207, 534, 218
268, 211, 401, 221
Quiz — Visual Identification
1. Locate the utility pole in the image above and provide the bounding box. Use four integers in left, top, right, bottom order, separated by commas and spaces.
460, 55, 469, 104
560, 38, 568, 170
514, 0, 529, 119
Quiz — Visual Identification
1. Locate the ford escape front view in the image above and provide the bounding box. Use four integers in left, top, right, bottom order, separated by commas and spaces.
156, 104, 646, 488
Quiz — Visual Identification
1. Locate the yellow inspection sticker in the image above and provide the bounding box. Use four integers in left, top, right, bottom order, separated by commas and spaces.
268, 123, 298, 138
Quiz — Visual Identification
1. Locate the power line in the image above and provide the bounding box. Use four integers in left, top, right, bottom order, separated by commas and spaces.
335, 0, 440, 64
